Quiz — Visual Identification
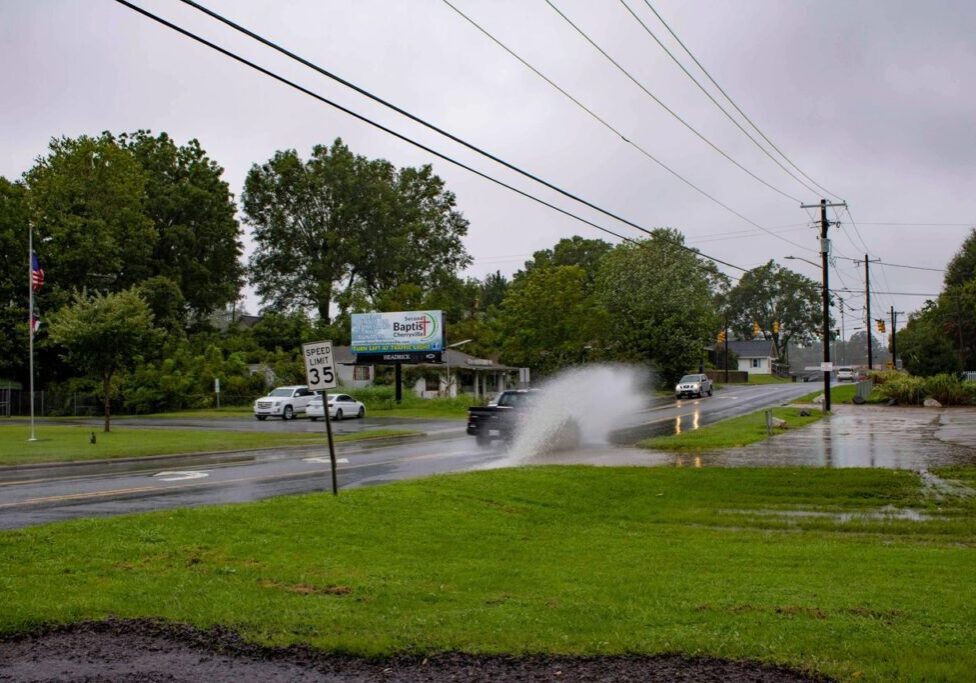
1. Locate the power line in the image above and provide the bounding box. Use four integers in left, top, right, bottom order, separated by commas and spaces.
639, 0, 844, 201
617, 0, 821, 198
440, 0, 819, 255
115, 0, 751, 276
545, 0, 803, 203
835, 256, 945, 273
835, 289, 941, 297
853, 221, 975, 227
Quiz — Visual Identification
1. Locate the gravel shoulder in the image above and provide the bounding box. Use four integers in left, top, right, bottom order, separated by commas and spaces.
0, 619, 827, 682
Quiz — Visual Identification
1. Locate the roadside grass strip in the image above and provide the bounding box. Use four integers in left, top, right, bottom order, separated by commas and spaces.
0, 426, 420, 466
796, 384, 873, 405
1, 467, 974, 681
637, 407, 824, 451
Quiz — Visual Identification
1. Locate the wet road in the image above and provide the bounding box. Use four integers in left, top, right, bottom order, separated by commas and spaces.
0, 382, 818, 529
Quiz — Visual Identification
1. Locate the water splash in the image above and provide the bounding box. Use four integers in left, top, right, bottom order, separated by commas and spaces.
504, 363, 651, 464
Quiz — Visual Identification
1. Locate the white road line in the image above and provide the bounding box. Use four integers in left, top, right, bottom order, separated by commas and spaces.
153, 471, 210, 482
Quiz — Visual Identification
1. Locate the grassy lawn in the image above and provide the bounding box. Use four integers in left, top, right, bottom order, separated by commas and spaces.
796, 383, 882, 405
0, 426, 420, 466
0, 466, 973, 681
638, 407, 824, 451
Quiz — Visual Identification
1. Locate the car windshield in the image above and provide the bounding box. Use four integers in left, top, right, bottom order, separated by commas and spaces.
497, 392, 531, 407
678, 375, 700, 384
269, 388, 294, 397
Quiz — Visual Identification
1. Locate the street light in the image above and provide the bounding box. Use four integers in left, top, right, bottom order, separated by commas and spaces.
784, 255, 821, 269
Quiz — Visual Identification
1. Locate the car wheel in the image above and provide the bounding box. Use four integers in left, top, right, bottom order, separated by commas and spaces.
309, 416, 318, 422
283, 405, 293, 420
707, 388, 713, 396
256, 415, 267, 421
358, 406, 365, 419
335, 408, 343, 420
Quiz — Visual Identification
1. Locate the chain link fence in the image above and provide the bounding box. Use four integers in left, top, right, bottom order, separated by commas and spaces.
0, 389, 257, 417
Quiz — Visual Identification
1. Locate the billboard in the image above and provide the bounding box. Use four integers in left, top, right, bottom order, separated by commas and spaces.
351, 310, 444, 354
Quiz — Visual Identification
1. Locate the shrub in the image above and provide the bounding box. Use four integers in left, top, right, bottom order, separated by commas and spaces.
867, 369, 901, 386
964, 381, 976, 406
923, 374, 970, 406
879, 375, 927, 405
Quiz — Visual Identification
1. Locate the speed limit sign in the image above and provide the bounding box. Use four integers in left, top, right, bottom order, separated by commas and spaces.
302, 340, 338, 391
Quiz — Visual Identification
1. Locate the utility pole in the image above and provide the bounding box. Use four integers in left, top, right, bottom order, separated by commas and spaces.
854, 254, 880, 369
801, 198, 847, 412
838, 295, 846, 365
890, 306, 904, 370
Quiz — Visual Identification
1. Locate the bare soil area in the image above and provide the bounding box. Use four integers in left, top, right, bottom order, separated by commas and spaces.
0, 619, 827, 682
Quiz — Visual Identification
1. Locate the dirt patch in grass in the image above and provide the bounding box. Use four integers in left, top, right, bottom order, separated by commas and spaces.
0, 618, 828, 682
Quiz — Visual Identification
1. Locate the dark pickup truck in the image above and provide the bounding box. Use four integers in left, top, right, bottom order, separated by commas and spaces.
466, 389, 536, 445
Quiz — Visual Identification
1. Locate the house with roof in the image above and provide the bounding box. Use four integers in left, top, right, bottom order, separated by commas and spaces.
335, 346, 521, 399
726, 339, 779, 375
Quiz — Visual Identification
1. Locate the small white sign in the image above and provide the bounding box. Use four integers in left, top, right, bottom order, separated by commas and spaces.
214, 378, 220, 393
820, 362, 834, 371
302, 340, 338, 390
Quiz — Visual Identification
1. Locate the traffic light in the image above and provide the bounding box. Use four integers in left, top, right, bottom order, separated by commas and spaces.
752, 321, 761, 337
832, 328, 841, 340
772, 320, 780, 334
717, 330, 726, 343
876, 319, 886, 333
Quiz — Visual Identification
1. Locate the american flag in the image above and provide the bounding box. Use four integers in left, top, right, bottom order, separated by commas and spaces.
31, 252, 44, 291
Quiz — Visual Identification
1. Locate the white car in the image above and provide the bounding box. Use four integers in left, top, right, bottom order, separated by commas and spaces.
253, 385, 316, 420
307, 393, 366, 421
836, 367, 856, 382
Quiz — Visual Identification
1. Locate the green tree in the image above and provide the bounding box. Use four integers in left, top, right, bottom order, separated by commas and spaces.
0, 178, 30, 381
595, 230, 719, 386
48, 289, 159, 432
725, 260, 822, 359
118, 131, 244, 321
518, 236, 612, 285
244, 139, 470, 322
26, 134, 155, 305
897, 302, 962, 376
496, 265, 608, 376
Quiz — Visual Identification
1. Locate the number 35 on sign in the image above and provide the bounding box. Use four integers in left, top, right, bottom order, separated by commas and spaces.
302, 340, 338, 390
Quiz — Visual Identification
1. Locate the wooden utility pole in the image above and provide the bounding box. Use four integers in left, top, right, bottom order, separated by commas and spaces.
855, 254, 881, 369
890, 306, 904, 370
801, 199, 847, 412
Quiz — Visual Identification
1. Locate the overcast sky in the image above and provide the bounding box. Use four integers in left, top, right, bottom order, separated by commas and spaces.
3, 0, 974, 338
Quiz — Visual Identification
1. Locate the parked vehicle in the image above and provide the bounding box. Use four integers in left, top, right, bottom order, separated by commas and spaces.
836, 367, 856, 382
467, 389, 537, 446
253, 385, 316, 420
674, 374, 713, 399
307, 393, 366, 421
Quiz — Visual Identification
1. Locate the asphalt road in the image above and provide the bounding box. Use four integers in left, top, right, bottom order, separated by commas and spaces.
0, 382, 818, 529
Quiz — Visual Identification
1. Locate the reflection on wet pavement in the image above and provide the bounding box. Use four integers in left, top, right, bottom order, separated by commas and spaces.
511, 406, 976, 470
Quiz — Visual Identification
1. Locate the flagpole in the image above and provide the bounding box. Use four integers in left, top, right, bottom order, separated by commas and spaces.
28, 220, 36, 442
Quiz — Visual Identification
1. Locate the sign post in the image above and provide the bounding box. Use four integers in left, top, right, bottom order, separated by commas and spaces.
302, 340, 340, 495
214, 377, 220, 409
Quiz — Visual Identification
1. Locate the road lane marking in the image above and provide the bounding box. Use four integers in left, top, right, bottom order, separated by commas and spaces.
302, 457, 349, 464
0, 450, 470, 510
153, 471, 210, 482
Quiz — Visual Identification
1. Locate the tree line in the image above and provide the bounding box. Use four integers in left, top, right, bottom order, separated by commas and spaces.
19, 130, 971, 428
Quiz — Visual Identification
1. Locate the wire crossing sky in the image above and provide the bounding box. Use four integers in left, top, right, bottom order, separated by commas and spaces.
1, 0, 973, 325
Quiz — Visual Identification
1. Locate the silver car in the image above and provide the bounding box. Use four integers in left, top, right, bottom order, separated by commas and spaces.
675, 374, 713, 399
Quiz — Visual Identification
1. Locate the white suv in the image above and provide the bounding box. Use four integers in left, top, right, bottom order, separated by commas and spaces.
253, 385, 316, 420
836, 367, 856, 382
675, 373, 713, 399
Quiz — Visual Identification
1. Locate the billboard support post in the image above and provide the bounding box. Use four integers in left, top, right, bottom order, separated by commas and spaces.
395, 363, 403, 404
